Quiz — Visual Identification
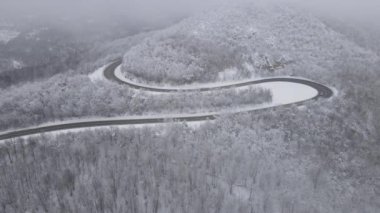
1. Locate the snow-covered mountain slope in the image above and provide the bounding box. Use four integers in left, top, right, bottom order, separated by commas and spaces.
121, 2, 377, 86
0, 29, 19, 44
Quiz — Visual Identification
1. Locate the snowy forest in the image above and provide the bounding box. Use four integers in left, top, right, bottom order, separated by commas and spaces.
0, 0, 379, 212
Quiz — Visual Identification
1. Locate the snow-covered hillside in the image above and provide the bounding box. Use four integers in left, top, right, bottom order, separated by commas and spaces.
0, 29, 19, 44
121, 2, 377, 86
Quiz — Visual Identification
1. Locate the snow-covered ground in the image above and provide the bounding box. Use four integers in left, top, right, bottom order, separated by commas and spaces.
0, 29, 19, 44
5, 63, 321, 141
1, 116, 206, 142
114, 64, 320, 103
261, 81, 318, 105
217, 67, 239, 81
12, 59, 24, 69
88, 63, 110, 82
120, 1, 378, 88
1, 82, 314, 137
114, 64, 318, 92
92, 62, 320, 105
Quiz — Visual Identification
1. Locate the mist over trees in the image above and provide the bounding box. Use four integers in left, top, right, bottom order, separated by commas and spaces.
1, 98, 379, 212
0, 0, 380, 213
0, 71, 271, 131
0, 28, 85, 88
120, 2, 377, 86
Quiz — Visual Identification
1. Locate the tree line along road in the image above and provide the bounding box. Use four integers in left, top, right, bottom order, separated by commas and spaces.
0, 59, 334, 141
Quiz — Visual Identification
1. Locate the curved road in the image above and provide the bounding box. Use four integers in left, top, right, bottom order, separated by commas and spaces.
0, 60, 333, 141
105, 60, 333, 98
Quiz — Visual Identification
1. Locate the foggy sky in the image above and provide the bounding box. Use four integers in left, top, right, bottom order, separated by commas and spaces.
1, 0, 379, 29
0, 0, 219, 22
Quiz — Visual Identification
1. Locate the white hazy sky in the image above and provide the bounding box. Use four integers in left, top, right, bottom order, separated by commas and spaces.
0, 0, 379, 28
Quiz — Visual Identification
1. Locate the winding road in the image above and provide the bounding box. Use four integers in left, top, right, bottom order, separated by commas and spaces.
0, 59, 333, 141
